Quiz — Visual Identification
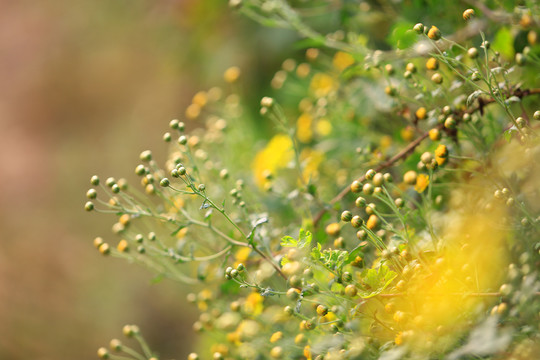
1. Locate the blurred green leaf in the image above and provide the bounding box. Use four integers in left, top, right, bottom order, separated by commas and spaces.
387, 21, 416, 50
492, 27, 514, 59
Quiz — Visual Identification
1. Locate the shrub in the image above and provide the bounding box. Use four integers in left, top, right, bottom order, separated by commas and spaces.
86, 1, 540, 359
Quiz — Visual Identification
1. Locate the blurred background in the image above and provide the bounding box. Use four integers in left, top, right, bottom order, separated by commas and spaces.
0, 0, 297, 358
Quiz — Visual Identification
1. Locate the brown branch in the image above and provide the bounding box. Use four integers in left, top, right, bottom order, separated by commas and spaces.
312, 88, 540, 227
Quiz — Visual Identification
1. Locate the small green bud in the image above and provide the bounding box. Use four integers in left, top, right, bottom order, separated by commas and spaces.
237, 263, 245, 272
111, 184, 120, 193
86, 189, 97, 199
135, 165, 146, 176
139, 150, 152, 162
178, 167, 186, 176
219, 169, 229, 179
160, 178, 170, 187
351, 215, 363, 228
198, 184, 206, 191
105, 177, 116, 187
85, 201, 94, 211
356, 229, 367, 240
341, 210, 353, 222
413, 23, 424, 34
355, 197, 366, 207
365, 169, 376, 180
534, 110, 540, 120
169, 119, 180, 129
135, 234, 144, 243
109, 339, 122, 352
467, 47, 478, 59
97, 347, 110, 359
178, 135, 188, 145
90, 175, 100, 186
230, 269, 239, 278
163, 132, 172, 142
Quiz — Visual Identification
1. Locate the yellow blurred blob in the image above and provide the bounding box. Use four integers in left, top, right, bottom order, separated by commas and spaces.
252, 134, 294, 187
333, 51, 355, 71
296, 113, 313, 143
310, 73, 336, 98
300, 148, 324, 183
387, 140, 540, 352
244, 292, 264, 316
315, 119, 332, 136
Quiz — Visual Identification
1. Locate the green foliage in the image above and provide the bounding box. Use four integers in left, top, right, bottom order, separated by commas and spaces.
86, 1, 540, 359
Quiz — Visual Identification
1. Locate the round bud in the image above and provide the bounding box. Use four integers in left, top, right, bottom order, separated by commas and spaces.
178, 135, 187, 145
109, 339, 122, 352
462, 8, 475, 20
420, 152, 433, 165
139, 150, 152, 162
284, 305, 294, 315
395, 198, 404, 208
444, 116, 456, 129
356, 229, 367, 240
177, 167, 186, 176
188, 353, 199, 360
287, 288, 301, 300
482, 40, 490, 49
534, 110, 540, 120
427, 26, 441, 40
345, 284, 358, 297
355, 196, 366, 207
105, 177, 116, 187
169, 119, 180, 129
516, 117, 525, 128
431, 72, 443, 84
219, 169, 229, 179
85, 201, 94, 211
171, 169, 179, 178
237, 263, 245, 272
471, 71, 481, 81
365, 169, 376, 180
97, 347, 110, 359
230, 269, 239, 278
362, 183, 374, 195
135, 165, 146, 176
86, 189, 97, 199
350, 180, 362, 193
372, 173, 384, 186
90, 175, 100, 186
160, 178, 170, 187
467, 47, 479, 59
341, 210, 353, 222
413, 23, 424, 34
111, 184, 120, 193
351, 215, 364, 228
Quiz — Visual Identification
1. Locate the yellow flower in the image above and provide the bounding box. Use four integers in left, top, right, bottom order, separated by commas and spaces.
310, 73, 336, 98
297, 113, 313, 143
333, 51, 355, 71
414, 174, 430, 193
303, 345, 312, 360
252, 134, 294, 187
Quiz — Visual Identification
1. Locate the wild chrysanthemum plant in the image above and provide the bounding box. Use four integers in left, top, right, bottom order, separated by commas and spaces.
86, 2, 540, 359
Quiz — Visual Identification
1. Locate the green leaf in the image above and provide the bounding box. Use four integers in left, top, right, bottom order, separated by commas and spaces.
492, 27, 514, 59
299, 228, 312, 247
386, 21, 416, 50
358, 265, 397, 298
280, 236, 298, 248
